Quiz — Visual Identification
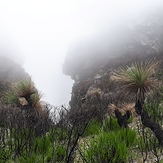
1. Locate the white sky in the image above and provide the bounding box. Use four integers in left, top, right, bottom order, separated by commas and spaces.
0, 0, 162, 106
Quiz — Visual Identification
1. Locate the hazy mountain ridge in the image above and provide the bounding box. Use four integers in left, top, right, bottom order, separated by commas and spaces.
63, 8, 163, 81
63, 8, 163, 117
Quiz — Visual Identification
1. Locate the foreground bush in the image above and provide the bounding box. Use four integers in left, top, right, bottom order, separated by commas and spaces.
0, 127, 68, 163
84, 129, 136, 163
83, 119, 101, 137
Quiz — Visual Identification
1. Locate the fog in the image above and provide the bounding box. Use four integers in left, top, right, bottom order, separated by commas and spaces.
0, 0, 162, 106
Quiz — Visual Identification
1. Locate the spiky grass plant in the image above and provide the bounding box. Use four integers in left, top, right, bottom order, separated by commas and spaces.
111, 61, 160, 102
5, 90, 43, 108
12, 78, 37, 98
5, 78, 42, 109
5, 91, 19, 105
30, 91, 43, 109
5, 80, 46, 121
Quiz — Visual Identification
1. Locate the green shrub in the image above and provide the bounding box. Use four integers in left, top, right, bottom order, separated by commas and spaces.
83, 119, 101, 137
84, 129, 136, 163
36, 130, 66, 162
102, 117, 121, 132
144, 102, 163, 124
45, 153, 52, 162
116, 128, 137, 147
45, 144, 66, 163
54, 145, 66, 162
0, 148, 11, 163
55, 128, 68, 141
19, 153, 41, 163
33, 135, 51, 154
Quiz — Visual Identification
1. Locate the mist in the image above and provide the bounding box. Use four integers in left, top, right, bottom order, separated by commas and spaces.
0, 0, 163, 106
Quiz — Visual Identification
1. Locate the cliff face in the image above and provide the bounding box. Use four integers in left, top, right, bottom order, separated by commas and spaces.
63, 8, 163, 120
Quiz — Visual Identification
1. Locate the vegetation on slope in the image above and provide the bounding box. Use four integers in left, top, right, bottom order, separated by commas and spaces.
1, 54, 163, 162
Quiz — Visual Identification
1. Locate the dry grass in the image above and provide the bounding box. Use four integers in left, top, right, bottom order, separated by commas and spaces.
108, 103, 136, 117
